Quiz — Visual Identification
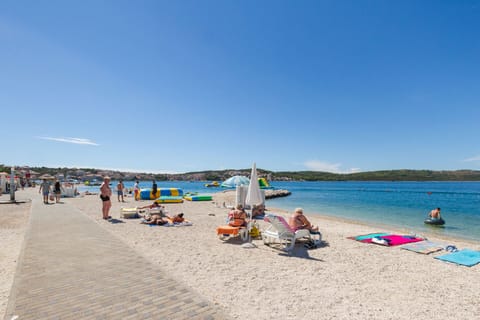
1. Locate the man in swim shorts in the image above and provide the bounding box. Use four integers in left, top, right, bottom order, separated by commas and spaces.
100, 176, 112, 219
39, 179, 51, 204
116, 179, 125, 202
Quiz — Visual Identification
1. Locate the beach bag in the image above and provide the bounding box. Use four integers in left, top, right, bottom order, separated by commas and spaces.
49, 194, 54, 201
249, 222, 261, 238
120, 208, 139, 219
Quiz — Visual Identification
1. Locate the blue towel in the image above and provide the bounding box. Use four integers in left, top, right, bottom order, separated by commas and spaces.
434, 249, 480, 267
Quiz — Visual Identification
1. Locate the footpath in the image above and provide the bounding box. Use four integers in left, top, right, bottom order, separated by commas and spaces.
4, 196, 226, 320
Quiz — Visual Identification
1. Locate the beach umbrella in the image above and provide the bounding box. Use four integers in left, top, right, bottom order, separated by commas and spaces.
245, 162, 263, 210
220, 175, 250, 188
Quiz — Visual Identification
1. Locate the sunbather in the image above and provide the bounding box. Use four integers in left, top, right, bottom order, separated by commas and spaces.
228, 204, 248, 227
138, 202, 161, 210
251, 204, 265, 217
289, 207, 319, 232
167, 213, 185, 223
141, 214, 168, 225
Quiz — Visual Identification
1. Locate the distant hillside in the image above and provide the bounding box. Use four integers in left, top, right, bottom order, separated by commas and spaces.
272, 169, 480, 181
2, 164, 480, 181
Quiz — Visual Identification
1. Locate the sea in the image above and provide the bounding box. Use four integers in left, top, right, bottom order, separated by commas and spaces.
78, 180, 480, 242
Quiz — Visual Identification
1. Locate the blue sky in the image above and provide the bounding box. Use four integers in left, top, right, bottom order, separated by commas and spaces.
1, 0, 479, 173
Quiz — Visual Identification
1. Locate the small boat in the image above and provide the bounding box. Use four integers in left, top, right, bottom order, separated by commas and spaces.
205, 181, 220, 187
424, 217, 445, 226
84, 179, 102, 186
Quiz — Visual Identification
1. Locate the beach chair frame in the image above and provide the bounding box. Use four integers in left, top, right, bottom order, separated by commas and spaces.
262, 214, 319, 251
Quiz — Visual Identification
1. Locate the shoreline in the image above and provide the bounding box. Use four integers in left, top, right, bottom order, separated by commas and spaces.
1, 188, 479, 319
216, 189, 480, 246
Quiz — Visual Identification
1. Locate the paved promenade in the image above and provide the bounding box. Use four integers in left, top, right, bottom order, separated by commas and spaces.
4, 197, 226, 320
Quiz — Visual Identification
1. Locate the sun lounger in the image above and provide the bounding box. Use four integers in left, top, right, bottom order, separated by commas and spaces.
216, 225, 249, 241
262, 214, 321, 251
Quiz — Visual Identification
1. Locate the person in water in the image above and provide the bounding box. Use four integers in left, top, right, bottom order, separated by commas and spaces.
429, 207, 441, 219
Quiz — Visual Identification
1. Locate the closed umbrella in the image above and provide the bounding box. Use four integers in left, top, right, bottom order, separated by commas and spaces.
242, 163, 263, 248
245, 163, 263, 210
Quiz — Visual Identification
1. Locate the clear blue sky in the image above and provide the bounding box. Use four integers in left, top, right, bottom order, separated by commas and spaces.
1, 0, 479, 173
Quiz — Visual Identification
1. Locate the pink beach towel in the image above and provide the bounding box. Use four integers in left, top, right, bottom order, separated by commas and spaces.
361, 235, 424, 246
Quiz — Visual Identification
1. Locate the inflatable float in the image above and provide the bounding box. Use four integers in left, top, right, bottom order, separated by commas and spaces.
140, 188, 183, 200
205, 181, 220, 187
184, 195, 212, 201
258, 177, 273, 189
424, 217, 445, 226
154, 196, 184, 203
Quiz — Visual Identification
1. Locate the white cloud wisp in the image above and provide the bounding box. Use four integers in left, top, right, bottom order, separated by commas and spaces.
37, 136, 99, 146
304, 160, 360, 174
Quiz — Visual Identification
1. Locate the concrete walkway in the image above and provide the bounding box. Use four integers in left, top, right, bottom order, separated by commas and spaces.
4, 198, 226, 320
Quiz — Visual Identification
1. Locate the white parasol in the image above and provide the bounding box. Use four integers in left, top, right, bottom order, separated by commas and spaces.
245, 162, 263, 209
242, 162, 263, 248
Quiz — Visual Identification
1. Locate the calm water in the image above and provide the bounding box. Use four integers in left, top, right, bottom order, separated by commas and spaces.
267, 181, 480, 242
80, 180, 480, 242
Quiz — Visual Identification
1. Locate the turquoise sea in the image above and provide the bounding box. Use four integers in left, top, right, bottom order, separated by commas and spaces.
79, 181, 480, 242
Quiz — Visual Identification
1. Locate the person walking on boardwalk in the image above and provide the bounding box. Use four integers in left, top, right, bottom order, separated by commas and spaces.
100, 176, 112, 219
53, 179, 63, 203
39, 179, 51, 204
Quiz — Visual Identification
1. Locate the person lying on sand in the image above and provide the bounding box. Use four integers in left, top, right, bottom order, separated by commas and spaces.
137, 202, 167, 215
138, 202, 161, 210
167, 213, 185, 223
140, 214, 168, 225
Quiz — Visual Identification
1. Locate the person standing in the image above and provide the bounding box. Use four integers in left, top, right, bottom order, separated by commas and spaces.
39, 179, 51, 204
116, 179, 125, 202
151, 180, 158, 199
100, 176, 112, 220
134, 180, 140, 201
53, 179, 62, 203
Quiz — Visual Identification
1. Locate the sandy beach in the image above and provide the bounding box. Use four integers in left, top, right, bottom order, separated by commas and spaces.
1, 187, 479, 319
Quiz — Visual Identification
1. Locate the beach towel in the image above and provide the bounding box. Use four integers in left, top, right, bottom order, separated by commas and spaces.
361, 235, 424, 246
401, 240, 444, 254
163, 221, 193, 227
348, 232, 391, 241
216, 225, 244, 236
147, 222, 192, 227
434, 249, 480, 267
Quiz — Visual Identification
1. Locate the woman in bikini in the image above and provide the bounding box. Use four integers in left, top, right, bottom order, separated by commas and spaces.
100, 176, 112, 220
